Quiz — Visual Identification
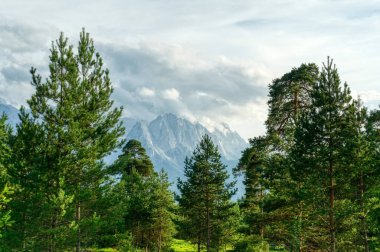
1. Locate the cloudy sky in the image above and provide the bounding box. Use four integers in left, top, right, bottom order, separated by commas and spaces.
1, 0, 379, 139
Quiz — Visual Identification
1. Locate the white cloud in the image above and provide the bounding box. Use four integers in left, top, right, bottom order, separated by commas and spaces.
139, 87, 155, 97
162, 88, 180, 101
0, 0, 379, 139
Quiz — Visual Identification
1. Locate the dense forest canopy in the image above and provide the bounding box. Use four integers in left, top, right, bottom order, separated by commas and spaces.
0, 30, 378, 252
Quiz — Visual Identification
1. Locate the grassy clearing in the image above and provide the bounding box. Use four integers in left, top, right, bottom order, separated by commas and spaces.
170, 239, 199, 251
84, 248, 119, 252
170, 239, 235, 252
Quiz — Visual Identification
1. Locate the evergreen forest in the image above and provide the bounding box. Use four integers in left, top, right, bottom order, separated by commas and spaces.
0, 30, 379, 252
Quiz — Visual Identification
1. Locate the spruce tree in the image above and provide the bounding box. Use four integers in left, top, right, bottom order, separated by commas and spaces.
177, 134, 236, 252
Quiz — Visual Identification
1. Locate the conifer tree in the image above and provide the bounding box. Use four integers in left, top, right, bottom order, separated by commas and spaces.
267, 63, 319, 140
6, 109, 51, 250
364, 108, 380, 249
107, 140, 175, 251
110, 139, 154, 177
177, 134, 236, 252
236, 63, 319, 251
290, 57, 357, 251
122, 170, 175, 251
0, 115, 12, 240
234, 136, 269, 248
9, 29, 124, 251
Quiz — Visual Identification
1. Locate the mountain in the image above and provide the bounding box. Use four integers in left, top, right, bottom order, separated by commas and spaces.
0, 103, 20, 129
0, 104, 248, 196
126, 113, 247, 180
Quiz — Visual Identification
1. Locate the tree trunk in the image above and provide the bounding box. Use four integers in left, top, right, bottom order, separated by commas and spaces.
76, 201, 81, 252
360, 171, 369, 252
298, 201, 303, 252
49, 212, 57, 252
22, 211, 26, 250
207, 205, 210, 252
260, 186, 265, 243
158, 223, 162, 252
329, 161, 335, 252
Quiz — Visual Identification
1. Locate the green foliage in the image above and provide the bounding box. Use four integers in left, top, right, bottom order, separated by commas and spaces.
177, 135, 236, 252
103, 142, 176, 251
0, 27, 378, 251
237, 58, 379, 251
4, 29, 124, 251
0, 115, 13, 242
0, 184, 13, 237
123, 170, 176, 251
110, 139, 154, 177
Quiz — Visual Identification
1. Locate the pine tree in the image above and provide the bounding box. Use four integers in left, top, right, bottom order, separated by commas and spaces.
364, 107, 380, 249
0, 115, 12, 241
177, 134, 236, 252
234, 137, 269, 248
107, 140, 175, 251
110, 139, 154, 177
6, 108, 50, 250
267, 63, 318, 140
290, 57, 358, 251
236, 63, 319, 251
149, 170, 176, 252
9, 29, 124, 251
121, 170, 175, 251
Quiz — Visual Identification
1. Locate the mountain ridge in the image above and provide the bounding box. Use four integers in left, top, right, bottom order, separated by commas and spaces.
0, 104, 247, 189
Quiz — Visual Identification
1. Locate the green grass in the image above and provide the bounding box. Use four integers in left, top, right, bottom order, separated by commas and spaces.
84, 248, 119, 252
170, 239, 234, 252
170, 238, 199, 251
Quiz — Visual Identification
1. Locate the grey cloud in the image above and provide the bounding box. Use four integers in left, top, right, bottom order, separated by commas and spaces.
100, 43, 267, 104
0, 22, 52, 106
0, 23, 48, 53
1, 0, 379, 138
98, 43, 268, 129
1, 66, 30, 83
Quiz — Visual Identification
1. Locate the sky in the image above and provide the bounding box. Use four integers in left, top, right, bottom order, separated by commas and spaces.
0, 0, 379, 140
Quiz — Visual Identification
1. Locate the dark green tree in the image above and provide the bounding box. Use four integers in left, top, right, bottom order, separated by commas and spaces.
177, 134, 236, 252
236, 63, 319, 251
0, 115, 13, 241
290, 57, 358, 251
105, 141, 175, 251
121, 170, 175, 251
363, 107, 380, 249
111, 139, 154, 177
5, 109, 51, 251
266, 63, 319, 140
8, 29, 124, 251
234, 137, 269, 248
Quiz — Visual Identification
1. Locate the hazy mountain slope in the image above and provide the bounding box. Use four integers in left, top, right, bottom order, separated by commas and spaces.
126, 113, 248, 181
0, 103, 20, 129
0, 104, 247, 196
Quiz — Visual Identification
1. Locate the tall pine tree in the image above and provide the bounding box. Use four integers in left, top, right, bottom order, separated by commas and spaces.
290, 57, 357, 251
9, 29, 124, 251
